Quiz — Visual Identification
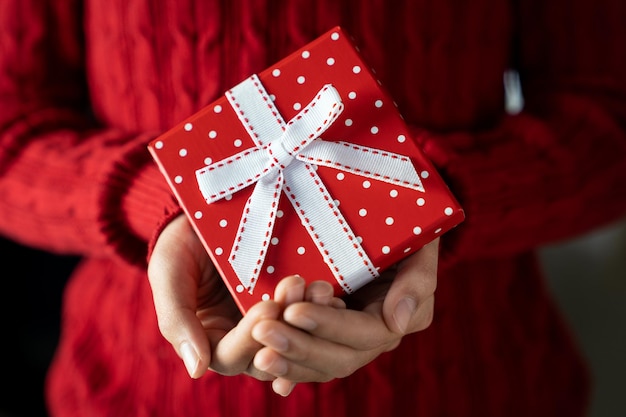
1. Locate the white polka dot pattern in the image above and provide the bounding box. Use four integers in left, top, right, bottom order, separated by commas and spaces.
147, 27, 464, 313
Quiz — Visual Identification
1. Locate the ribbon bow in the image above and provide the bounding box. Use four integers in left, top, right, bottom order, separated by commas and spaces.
196, 75, 424, 294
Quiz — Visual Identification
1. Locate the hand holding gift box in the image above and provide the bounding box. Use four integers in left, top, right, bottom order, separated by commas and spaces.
149, 27, 464, 313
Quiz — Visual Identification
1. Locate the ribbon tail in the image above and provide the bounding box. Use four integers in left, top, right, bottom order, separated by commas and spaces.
297, 140, 425, 192
228, 170, 284, 294
283, 163, 378, 294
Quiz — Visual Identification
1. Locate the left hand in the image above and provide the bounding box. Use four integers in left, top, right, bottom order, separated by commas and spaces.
147, 213, 348, 383
251, 237, 440, 396
148, 214, 281, 381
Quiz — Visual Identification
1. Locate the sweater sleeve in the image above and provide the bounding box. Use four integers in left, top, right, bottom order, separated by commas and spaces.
0, 0, 179, 266
420, 0, 626, 261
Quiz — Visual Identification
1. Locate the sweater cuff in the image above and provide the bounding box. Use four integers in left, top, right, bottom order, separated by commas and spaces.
411, 128, 470, 266
123, 162, 178, 242
412, 104, 626, 263
121, 161, 182, 263
98, 133, 182, 267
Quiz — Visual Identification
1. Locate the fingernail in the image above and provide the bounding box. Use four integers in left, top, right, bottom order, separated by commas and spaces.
180, 341, 199, 378
285, 276, 305, 305
261, 330, 289, 352
285, 313, 317, 331
258, 356, 288, 376
272, 379, 297, 397
393, 297, 417, 334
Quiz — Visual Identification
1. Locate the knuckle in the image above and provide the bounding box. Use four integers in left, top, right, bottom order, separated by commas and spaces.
384, 338, 402, 352
418, 275, 437, 297
335, 362, 359, 379
211, 364, 239, 377
156, 315, 177, 340
360, 331, 395, 351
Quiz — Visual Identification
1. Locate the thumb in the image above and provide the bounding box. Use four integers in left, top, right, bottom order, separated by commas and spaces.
147, 215, 214, 378
383, 238, 439, 334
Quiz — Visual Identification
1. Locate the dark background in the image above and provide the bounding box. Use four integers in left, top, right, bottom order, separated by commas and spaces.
0, 237, 79, 417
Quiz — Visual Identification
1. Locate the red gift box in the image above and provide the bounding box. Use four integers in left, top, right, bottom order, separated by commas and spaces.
148, 26, 464, 313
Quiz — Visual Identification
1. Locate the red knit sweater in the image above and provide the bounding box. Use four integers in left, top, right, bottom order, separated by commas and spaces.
1, 1, 625, 416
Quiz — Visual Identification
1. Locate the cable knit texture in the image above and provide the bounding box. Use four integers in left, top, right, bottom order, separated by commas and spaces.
1, 0, 625, 416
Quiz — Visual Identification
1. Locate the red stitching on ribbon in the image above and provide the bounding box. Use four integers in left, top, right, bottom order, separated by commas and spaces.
298, 142, 420, 188
281, 165, 377, 293
228, 77, 284, 146
230, 176, 281, 292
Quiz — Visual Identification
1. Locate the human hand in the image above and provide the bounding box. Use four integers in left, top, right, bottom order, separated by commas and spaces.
148, 214, 281, 380
250, 238, 439, 396
147, 214, 346, 382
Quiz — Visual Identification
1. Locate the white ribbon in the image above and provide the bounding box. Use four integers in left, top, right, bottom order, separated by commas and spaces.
196, 75, 424, 294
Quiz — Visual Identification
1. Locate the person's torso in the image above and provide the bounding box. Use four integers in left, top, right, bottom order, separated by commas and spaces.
84, 0, 512, 134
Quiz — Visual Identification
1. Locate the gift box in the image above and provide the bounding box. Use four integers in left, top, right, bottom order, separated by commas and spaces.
148, 26, 464, 313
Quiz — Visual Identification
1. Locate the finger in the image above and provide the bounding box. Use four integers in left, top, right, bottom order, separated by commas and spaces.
273, 275, 306, 306
252, 318, 390, 381
266, 303, 399, 355
254, 345, 330, 382
271, 378, 297, 397
304, 280, 334, 305
269, 276, 329, 395
210, 300, 282, 378
382, 238, 439, 334
304, 280, 347, 308
281, 302, 397, 351
329, 297, 347, 309
408, 293, 435, 334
